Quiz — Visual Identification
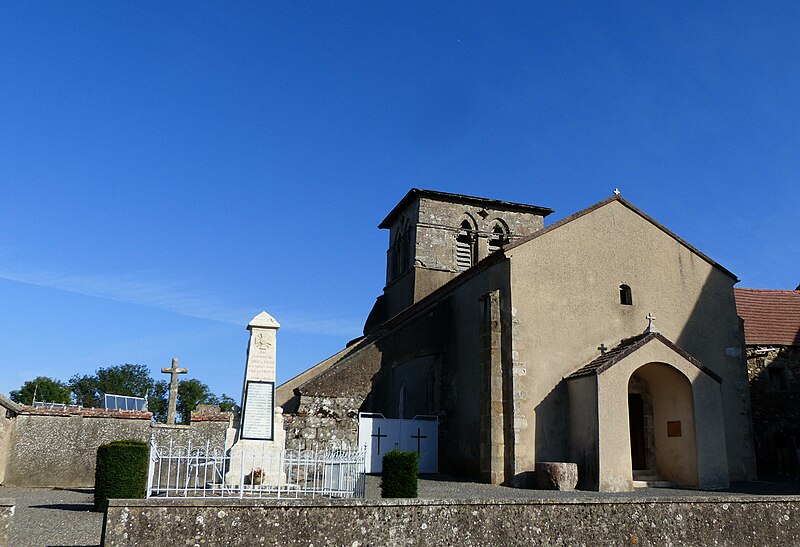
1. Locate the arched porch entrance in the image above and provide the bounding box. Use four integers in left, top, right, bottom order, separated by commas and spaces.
627, 362, 699, 487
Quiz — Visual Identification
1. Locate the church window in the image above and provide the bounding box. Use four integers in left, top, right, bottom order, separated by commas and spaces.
620, 284, 633, 305
488, 222, 509, 254
456, 220, 476, 271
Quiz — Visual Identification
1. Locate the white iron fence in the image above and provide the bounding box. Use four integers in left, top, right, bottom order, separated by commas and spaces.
146, 439, 366, 499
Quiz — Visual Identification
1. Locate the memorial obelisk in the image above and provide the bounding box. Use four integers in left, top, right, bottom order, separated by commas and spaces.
225, 311, 286, 483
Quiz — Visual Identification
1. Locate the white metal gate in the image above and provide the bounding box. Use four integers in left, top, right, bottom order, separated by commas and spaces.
358, 413, 438, 473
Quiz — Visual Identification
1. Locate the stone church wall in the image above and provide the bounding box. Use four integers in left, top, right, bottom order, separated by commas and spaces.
1, 406, 230, 487
283, 395, 360, 451
746, 345, 800, 478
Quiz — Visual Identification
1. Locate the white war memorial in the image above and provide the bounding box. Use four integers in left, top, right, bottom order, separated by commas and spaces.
224, 311, 286, 484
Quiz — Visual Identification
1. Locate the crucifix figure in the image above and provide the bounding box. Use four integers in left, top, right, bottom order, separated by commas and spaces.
371, 427, 388, 453
597, 343, 608, 354
161, 357, 187, 425
645, 313, 657, 334
411, 428, 428, 455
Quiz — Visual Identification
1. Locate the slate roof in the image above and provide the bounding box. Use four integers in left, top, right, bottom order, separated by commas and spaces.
735, 288, 800, 346
565, 331, 722, 383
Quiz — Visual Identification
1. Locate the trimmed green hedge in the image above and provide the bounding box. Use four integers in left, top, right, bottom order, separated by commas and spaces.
380, 449, 419, 498
94, 439, 149, 512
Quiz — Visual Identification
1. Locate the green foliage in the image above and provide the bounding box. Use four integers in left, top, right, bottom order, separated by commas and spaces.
93, 439, 149, 512
147, 380, 169, 422
10, 376, 71, 405
69, 364, 154, 408
177, 378, 215, 423
217, 393, 236, 412
380, 450, 419, 498
96, 363, 153, 398
69, 374, 101, 408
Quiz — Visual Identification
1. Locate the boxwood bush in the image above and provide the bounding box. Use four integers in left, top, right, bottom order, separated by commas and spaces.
380, 449, 419, 498
93, 439, 149, 512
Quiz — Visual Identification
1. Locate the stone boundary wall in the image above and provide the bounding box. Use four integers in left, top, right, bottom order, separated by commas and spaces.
0, 498, 12, 547
104, 496, 800, 546
2, 411, 231, 487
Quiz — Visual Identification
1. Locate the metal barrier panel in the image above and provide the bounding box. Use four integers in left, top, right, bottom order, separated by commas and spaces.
358, 413, 439, 473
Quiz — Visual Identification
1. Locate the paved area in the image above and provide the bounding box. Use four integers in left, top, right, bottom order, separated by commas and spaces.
366, 475, 800, 500
3, 479, 800, 546
1, 487, 102, 547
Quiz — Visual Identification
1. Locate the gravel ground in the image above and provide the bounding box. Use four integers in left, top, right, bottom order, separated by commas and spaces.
1, 486, 103, 547
3, 479, 800, 546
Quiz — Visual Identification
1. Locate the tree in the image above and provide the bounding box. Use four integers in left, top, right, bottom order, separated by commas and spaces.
147, 381, 169, 423
96, 364, 153, 398
69, 374, 101, 408
10, 376, 71, 405
218, 393, 236, 412
69, 364, 154, 408
177, 378, 215, 424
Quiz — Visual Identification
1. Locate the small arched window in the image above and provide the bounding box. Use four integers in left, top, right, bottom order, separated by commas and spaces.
488, 222, 509, 254
455, 219, 476, 271
620, 284, 633, 305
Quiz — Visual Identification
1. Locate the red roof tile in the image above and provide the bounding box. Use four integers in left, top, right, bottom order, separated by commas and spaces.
735, 288, 800, 346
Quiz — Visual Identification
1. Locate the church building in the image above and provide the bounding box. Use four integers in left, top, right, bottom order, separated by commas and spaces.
278, 189, 756, 491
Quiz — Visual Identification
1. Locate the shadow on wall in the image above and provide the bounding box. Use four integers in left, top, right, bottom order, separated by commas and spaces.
674, 269, 754, 483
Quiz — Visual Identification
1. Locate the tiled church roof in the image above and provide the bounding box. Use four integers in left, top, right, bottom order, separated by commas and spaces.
735, 287, 800, 346
566, 331, 722, 383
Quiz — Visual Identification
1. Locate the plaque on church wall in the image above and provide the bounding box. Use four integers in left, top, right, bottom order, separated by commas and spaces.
241, 380, 275, 440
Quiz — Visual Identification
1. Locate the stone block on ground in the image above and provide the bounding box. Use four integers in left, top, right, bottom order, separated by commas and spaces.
535, 462, 578, 491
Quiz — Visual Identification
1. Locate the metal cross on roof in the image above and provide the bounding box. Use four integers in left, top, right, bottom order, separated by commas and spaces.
645, 313, 657, 333
597, 343, 608, 354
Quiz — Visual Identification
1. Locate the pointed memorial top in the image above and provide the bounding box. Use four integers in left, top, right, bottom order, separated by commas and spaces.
248, 311, 280, 330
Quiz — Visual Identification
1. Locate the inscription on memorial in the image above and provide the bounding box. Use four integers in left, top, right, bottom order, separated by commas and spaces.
246, 350, 276, 381
241, 381, 275, 440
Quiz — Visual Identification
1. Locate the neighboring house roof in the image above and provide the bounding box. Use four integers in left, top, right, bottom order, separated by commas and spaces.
505, 194, 738, 281
735, 288, 800, 346
378, 188, 555, 229
565, 331, 722, 383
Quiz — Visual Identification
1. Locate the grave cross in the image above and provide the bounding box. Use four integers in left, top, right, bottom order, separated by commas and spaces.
161, 357, 187, 425
411, 428, 428, 454
645, 313, 657, 334
371, 427, 388, 453
597, 343, 608, 354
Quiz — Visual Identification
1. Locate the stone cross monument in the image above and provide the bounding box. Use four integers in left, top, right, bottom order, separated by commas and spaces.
225, 311, 286, 484
161, 357, 187, 425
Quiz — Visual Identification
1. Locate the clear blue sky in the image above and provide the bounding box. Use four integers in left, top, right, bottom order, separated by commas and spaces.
1, 2, 798, 401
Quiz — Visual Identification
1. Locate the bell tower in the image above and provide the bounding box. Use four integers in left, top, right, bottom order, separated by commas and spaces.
364, 189, 554, 334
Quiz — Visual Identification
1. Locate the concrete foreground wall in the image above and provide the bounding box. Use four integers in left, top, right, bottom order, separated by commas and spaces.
0, 498, 13, 547
104, 496, 800, 546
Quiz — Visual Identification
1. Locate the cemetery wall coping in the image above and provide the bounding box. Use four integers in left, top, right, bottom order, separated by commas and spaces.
103, 495, 800, 546
18, 406, 152, 420
108, 494, 800, 509
189, 411, 233, 423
